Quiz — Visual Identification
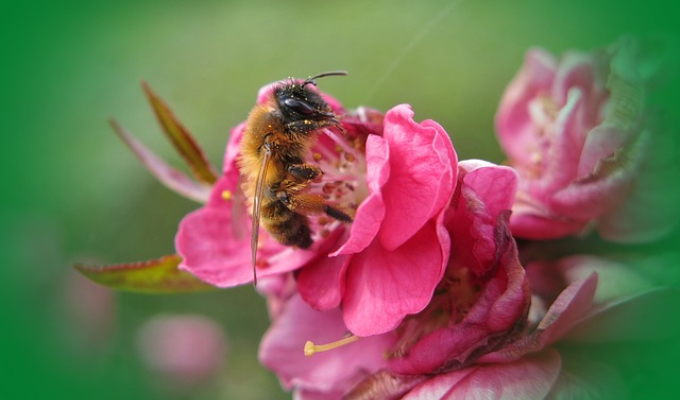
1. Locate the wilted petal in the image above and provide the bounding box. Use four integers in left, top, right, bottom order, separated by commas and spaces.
294, 388, 344, 400
402, 349, 561, 400
388, 167, 529, 375
455, 160, 518, 277
390, 219, 529, 375
481, 274, 597, 364
344, 370, 425, 400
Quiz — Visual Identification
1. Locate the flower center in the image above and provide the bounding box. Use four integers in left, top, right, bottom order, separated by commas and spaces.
388, 267, 482, 358
305, 112, 374, 238
522, 93, 561, 179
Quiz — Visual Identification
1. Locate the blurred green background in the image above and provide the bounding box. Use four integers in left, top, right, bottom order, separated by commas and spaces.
2, 0, 678, 399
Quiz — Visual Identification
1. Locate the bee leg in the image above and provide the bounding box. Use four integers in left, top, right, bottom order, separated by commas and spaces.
287, 193, 353, 223
287, 163, 322, 182
324, 204, 353, 222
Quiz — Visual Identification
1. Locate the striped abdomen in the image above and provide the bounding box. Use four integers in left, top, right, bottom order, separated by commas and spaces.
260, 197, 313, 249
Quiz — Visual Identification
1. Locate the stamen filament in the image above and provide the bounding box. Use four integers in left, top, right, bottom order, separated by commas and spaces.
304, 335, 359, 356
322, 128, 357, 157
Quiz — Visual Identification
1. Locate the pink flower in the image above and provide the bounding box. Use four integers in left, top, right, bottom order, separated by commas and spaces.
495, 37, 679, 242
136, 314, 227, 388
296, 104, 457, 336
176, 79, 458, 336
258, 161, 532, 399
106, 78, 458, 337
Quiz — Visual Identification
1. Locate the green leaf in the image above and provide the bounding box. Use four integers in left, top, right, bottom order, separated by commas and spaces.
74, 254, 217, 294
142, 81, 219, 185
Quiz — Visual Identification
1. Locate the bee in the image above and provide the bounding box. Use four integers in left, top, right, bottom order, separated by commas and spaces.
238, 71, 353, 284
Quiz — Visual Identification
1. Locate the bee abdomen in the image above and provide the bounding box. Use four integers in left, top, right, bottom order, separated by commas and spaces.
262, 202, 313, 249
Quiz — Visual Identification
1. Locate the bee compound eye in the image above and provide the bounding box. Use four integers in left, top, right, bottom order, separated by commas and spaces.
283, 97, 315, 115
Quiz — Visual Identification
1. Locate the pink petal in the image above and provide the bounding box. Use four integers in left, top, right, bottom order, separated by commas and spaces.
539, 88, 588, 192
454, 161, 519, 276
175, 175, 308, 287
576, 125, 629, 180
332, 134, 390, 256
294, 388, 344, 400
550, 51, 598, 106
342, 220, 448, 336
403, 349, 561, 400
175, 205, 254, 287
508, 199, 587, 240
221, 122, 246, 175
296, 250, 350, 311
390, 221, 529, 375
495, 48, 558, 164
534, 273, 598, 342
458, 160, 518, 218
259, 295, 393, 394
377, 105, 457, 250
110, 120, 212, 203
550, 140, 635, 221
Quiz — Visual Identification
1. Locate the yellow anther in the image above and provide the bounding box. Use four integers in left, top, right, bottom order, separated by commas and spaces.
221, 190, 232, 201
304, 335, 359, 357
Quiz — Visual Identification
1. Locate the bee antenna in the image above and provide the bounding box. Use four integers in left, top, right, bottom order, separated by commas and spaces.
302, 71, 348, 88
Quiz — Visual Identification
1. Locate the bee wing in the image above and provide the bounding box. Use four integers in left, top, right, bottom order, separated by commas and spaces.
251, 144, 273, 285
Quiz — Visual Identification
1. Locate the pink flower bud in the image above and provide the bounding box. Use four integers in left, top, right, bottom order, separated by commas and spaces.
136, 314, 226, 387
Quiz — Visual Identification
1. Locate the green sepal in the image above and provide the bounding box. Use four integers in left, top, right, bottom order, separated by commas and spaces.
142, 81, 219, 185
74, 254, 217, 294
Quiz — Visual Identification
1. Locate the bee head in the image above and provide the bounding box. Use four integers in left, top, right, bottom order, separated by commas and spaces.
275, 71, 347, 123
